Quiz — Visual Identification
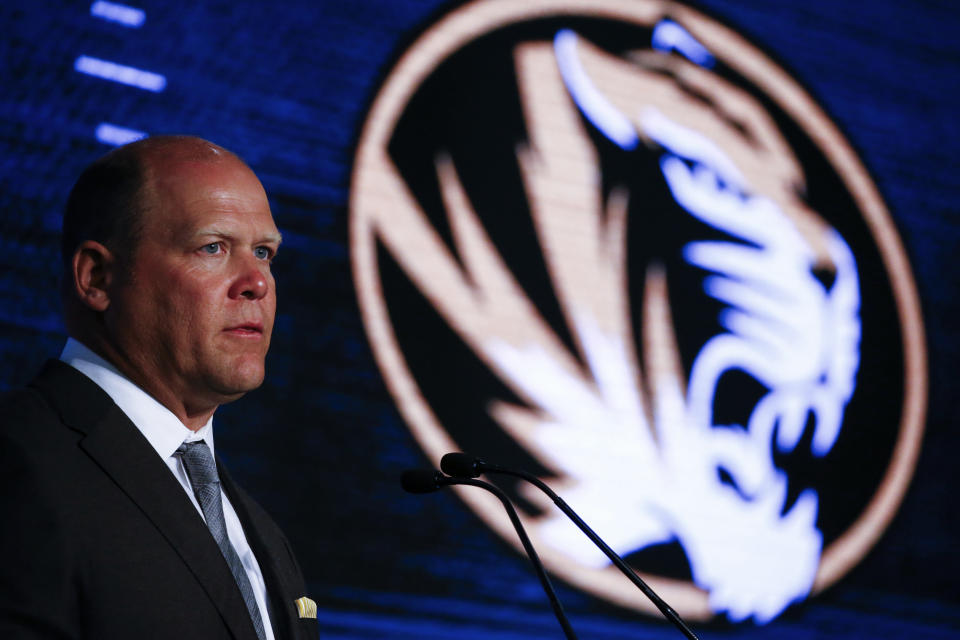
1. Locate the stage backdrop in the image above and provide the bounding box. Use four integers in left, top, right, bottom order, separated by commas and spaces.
1, 1, 958, 638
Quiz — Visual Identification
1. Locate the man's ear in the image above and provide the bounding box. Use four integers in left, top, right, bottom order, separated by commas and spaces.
71, 241, 116, 312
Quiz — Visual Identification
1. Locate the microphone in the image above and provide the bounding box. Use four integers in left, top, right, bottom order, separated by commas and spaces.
401, 469, 578, 640
440, 452, 484, 478
440, 453, 701, 640
400, 469, 449, 493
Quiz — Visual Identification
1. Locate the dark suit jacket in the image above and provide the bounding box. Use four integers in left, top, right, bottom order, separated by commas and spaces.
0, 360, 318, 640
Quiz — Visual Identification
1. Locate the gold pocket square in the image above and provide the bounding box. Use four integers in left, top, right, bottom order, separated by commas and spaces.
294, 596, 317, 619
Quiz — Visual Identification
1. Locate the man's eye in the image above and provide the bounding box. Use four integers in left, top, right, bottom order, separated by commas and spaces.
201, 242, 222, 254
254, 246, 271, 260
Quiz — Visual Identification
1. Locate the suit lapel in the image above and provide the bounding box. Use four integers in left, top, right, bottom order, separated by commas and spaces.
218, 463, 302, 640
32, 361, 260, 640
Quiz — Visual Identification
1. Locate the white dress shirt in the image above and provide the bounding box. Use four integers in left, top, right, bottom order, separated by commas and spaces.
61, 338, 275, 640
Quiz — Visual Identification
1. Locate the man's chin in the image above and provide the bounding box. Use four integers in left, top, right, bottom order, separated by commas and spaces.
207, 366, 266, 402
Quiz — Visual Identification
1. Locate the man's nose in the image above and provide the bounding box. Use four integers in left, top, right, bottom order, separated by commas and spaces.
229, 258, 270, 300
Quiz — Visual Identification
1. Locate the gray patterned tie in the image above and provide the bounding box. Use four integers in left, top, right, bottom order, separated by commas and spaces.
176, 441, 267, 640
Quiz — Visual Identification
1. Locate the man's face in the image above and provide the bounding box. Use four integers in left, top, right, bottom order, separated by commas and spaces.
105, 155, 281, 413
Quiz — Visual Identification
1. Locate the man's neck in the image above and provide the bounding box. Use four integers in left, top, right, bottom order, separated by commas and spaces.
62, 337, 217, 431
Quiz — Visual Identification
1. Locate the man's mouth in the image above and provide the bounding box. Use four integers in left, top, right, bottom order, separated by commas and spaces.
225, 323, 263, 336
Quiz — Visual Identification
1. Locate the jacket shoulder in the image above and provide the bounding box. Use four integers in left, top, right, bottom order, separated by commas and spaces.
0, 360, 90, 451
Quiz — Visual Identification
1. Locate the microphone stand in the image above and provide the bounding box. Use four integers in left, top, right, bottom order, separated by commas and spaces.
402, 470, 579, 640
441, 454, 701, 640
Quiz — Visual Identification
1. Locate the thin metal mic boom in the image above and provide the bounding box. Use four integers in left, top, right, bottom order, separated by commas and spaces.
401, 469, 578, 640
440, 453, 701, 640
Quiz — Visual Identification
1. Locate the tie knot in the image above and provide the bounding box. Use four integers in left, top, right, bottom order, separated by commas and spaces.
176, 441, 219, 488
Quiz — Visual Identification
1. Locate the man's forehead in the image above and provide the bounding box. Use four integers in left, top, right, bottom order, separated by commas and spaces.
137, 147, 275, 236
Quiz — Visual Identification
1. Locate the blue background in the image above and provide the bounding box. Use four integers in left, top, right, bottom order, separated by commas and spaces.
1, 1, 958, 637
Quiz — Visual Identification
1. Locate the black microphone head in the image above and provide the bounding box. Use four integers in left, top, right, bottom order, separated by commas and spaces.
440, 452, 484, 478
401, 469, 447, 494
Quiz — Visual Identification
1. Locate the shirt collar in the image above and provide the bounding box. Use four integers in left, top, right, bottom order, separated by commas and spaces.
59, 338, 215, 458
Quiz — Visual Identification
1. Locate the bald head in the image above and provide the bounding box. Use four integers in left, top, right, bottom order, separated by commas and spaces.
61, 135, 241, 268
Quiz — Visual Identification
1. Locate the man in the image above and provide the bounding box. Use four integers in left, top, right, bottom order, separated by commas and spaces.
0, 136, 317, 639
